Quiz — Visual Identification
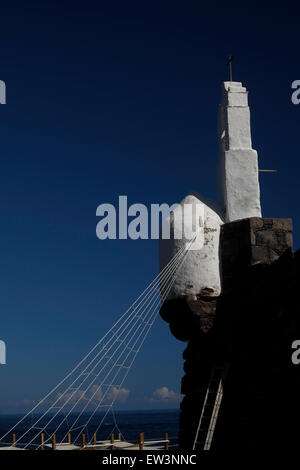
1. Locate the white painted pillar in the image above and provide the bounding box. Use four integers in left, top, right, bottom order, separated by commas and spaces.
218, 81, 262, 222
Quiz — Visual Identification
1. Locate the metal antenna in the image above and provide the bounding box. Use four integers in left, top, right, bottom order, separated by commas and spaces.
227, 56, 233, 82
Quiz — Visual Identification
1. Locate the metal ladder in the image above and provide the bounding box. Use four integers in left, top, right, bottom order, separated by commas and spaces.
192, 361, 229, 451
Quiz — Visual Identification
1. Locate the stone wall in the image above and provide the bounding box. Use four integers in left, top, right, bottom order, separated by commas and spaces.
220, 217, 293, 292
160, 217, 300, 451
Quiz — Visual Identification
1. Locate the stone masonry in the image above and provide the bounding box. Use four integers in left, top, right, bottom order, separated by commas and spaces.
160, 217, 300, 451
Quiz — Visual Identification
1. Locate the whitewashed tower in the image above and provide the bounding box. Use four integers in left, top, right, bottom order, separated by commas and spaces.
159, 79, 262, 299
218, 81, 262, 222
160, 76, 296, 452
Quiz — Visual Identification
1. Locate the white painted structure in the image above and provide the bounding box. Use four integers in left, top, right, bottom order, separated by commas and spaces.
159, 81, 262, 299
218, 81, 262, 222
159, 194, 224, 299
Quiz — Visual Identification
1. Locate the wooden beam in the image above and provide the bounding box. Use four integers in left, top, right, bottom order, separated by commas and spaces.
111, 433, 115, 451
139, 432, 144, 451
52, 434, 56, 451
164, 432, 169, 451
40, 433, 44, 450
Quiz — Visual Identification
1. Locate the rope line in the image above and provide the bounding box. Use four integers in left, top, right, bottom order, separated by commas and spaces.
86, 241, 193, 444
57, 245, 188, 445
28, 247, 186, 447
0, 237, 196, 449
12, 246, 185, 448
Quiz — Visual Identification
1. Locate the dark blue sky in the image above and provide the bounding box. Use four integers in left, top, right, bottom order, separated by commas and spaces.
0, 1, 299, 412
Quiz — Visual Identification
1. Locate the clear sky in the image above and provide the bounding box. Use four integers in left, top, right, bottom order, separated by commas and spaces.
0, 1, 299, 412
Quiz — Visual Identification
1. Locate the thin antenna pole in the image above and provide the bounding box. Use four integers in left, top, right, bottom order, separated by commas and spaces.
227, 56, 233, 81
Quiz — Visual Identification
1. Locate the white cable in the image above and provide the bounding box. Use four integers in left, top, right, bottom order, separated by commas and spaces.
22, 250, 185, 448
74, 240, 194, 444
21, 246, 187, 448
54, 248, 187, 445
72, 273, 177, 444
84, 242, 193, 443
14, 246, 186, 447
0, 243, 188, 445
4, 236, 195, 449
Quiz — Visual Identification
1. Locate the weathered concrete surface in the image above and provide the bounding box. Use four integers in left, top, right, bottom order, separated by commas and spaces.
218, 82, 262, 222
159, 194, 224, 299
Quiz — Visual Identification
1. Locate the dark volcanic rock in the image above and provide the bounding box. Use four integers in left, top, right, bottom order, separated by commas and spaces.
159, 218, 300, 451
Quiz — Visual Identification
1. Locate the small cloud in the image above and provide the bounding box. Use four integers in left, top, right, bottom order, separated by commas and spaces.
107, 387, 130, 403
8, 398, 36, 407
146, 386, 181, 403
56, 385, 130, 407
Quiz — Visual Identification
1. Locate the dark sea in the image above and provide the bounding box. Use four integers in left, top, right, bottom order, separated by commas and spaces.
0, 409, 179, 449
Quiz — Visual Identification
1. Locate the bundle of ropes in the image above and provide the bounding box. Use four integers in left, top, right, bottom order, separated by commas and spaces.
0, 237, 195, 449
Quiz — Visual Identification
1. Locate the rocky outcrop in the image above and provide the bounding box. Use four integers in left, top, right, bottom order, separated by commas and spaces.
160, 218, 300, 450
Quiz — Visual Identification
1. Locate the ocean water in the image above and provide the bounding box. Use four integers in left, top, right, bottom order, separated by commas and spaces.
0, 409, 179, 449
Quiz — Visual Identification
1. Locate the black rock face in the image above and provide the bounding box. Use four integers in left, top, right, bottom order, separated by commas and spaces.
160, 218, 300, 451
